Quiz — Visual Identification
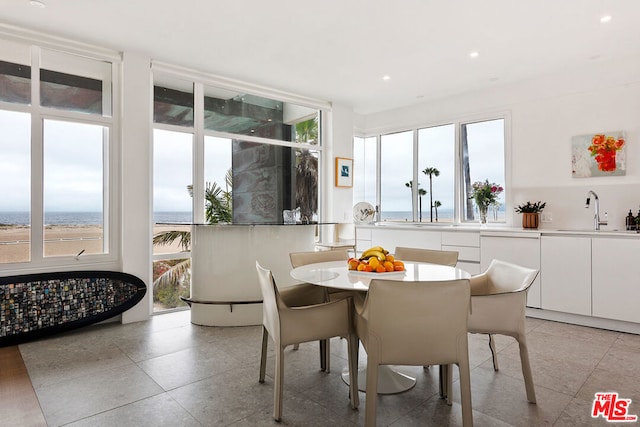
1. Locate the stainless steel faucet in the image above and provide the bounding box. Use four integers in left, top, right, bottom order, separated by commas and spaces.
586, 190, 608, 230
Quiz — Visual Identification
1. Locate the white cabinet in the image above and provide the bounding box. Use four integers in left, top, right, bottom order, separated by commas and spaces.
355, 226, 372, 254
592, 238, 640, 323
480, 233, 541, 308
540, 236, 591, 315
369, 227, 442, 253
442, 232, 481, 275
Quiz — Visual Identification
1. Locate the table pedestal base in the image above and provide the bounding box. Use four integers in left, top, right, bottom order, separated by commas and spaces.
341, 365, 417, 394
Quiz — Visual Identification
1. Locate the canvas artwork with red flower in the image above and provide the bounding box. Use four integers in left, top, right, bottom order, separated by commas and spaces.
571, 131, 626, 178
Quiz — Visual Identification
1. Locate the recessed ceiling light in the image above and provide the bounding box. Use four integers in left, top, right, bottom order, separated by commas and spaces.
600, 15, 612, 23
29, 0, 46, 7
382, 75, 391, 81
469, 51, 479, 59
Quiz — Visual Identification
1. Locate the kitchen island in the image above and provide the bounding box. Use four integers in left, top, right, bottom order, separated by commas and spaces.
188, 223, 318, 326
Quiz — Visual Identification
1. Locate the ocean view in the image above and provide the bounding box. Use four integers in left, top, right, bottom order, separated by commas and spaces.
0, 211, 193, 226
0, 209, 505, 225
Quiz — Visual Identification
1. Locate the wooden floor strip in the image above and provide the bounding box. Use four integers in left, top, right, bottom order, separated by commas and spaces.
0, 346, 47, 427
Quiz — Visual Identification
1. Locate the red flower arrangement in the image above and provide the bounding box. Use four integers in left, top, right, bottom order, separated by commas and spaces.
588, 134, 625, 172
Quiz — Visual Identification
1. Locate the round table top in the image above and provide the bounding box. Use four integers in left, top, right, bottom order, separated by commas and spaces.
290, 260, 471, 291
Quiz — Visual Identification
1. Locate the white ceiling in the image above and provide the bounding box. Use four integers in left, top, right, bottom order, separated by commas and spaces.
1, 0, 639, 115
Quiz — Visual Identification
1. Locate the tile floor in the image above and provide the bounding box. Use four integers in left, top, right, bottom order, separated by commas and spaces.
16, 310, 640, 426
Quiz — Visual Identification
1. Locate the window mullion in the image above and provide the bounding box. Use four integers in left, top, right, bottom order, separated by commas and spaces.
193, 82, 205, 225
412, 129, 419, 222
30, 45, 44, 262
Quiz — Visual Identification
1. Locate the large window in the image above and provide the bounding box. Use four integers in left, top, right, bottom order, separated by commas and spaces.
461, 119, 506, 222
418, 124, 455, 223
354, 117, 506, 224
353, 136, 377, 210
380, 131, 414, 221
0, 39, 116, 266
151, 69, 324, 311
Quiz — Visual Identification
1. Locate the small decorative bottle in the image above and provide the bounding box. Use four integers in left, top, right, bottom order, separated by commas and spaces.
626, 210, 635, 231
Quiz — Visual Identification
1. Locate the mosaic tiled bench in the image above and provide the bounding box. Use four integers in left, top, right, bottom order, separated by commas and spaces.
0, 271, 146, 346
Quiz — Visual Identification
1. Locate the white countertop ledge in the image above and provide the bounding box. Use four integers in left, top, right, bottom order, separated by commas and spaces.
356, 222, 640, 237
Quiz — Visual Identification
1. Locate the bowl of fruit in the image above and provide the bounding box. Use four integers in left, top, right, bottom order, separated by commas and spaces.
347, 246, 405, 274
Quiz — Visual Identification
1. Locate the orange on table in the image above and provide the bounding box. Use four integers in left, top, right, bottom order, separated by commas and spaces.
364, 264, 374, 272
383, 261, 394, 272
368, 257, 380, 269
357, 263, 366, 271
375, 265, 386, 273
393, 260, 404, 268
386, 254, 395, 263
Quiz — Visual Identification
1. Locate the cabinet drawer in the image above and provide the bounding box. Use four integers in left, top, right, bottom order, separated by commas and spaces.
442, 232, 479, 247
442, 245, 480, 262
355, 227, 372, 241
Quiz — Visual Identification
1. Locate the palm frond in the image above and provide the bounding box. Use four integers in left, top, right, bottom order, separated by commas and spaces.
153, 230, 191, 251
153, 258, 191, 294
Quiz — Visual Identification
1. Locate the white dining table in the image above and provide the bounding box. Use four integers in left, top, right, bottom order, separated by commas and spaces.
290, 259, 471, 394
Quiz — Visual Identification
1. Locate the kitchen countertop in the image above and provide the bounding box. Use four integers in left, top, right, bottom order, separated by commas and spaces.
356, 222, 640, 238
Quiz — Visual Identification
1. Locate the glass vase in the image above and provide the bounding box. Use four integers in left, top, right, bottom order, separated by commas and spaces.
478, 204, 488, 224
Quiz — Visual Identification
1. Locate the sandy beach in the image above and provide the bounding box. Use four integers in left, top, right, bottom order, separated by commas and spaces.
0, 224, 192, 263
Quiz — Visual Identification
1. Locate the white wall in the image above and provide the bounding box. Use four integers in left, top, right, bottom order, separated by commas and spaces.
359, 55, 640, 230
120, 52, 153, 323
323, 103, 355, 223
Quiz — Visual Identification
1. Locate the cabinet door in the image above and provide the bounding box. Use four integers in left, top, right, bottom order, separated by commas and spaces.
480, 234, 541, 308
540, 236, 591, 315
592, 238, 640, 323
370, 228, 441, 253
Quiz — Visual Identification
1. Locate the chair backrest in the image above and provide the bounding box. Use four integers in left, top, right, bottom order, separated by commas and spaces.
394, 246, 459, 266
289, 248, 349, 268
256, 261, 287, 339
483, 259, 539, 295
336, 223, 355, 240
363, 278, 470, 366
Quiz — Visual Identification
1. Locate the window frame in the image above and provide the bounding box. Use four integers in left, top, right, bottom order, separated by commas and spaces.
354, 112, 511, 226
0, 38, 121, 273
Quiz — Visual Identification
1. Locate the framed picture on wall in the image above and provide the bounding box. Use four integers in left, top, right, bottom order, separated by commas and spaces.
335, 157, 353, 187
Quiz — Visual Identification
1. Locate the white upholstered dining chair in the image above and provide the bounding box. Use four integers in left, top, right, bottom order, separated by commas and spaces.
256, 261, 359, 421
355, 278, 473, 427
394, 246, 459, 266
286, 248, 351, 371
467, 259, 539, 403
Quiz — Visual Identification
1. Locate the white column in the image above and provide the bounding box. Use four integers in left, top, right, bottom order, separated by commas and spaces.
121, 52, 153, 323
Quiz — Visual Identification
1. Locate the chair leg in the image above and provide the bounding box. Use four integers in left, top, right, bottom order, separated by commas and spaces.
347, 334, 360, 409
274, 345, 284, 421
319, 339, 331, 372
438, 365, 447, 399
488, 334, 499, 371
457, 361, 474, 427
364, 357, 379, 427
319, 339, 326, 371
438, 364, 453, 405
447, 364, 453, 405
259, 326, 268, 383
517, 336, 537, 403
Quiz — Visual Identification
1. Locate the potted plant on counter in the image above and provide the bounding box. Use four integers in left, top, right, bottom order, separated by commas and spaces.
515, 201, 546, 229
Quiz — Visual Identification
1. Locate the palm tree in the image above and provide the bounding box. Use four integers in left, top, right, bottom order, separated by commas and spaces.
294, 117, 319, 222
204, 169, 233, 223
433, 200, 442, 222
295, 116, 319, 144
422, 167, 440, 222
405, 180, 427, 221
296, 150, 318, 222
